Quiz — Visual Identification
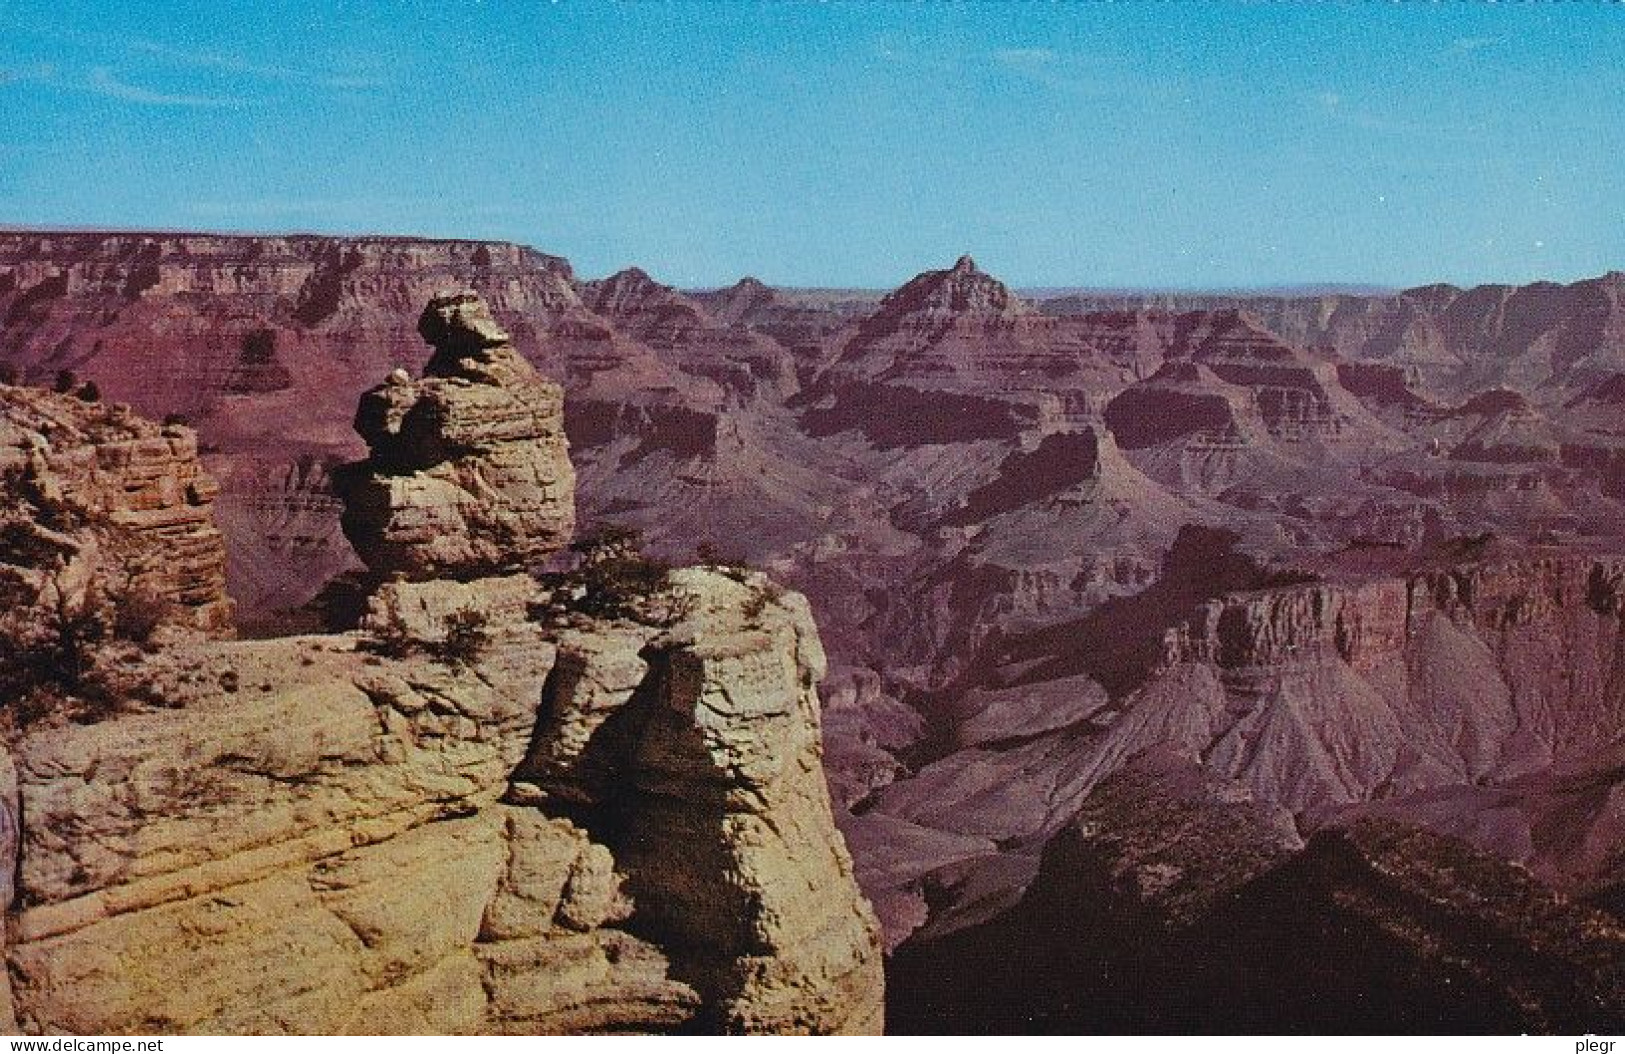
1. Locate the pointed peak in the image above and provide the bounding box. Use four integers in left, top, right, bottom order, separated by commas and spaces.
871, 255, 1029, 322
605, 266, 657, 287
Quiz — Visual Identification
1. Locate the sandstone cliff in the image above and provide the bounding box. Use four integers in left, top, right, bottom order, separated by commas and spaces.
0, 382, 233, 637
2, 568, 881, 1035
0, 294, 882, 1035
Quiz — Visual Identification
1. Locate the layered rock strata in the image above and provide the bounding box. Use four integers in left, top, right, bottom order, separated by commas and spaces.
337, 292, 576, 579
3, 569, 881, 1034
0, 382, 233, 635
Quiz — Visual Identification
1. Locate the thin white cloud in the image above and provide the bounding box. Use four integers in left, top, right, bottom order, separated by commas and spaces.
187, 197, 436, 218
6, 23, 389, 92
0, 62, 246, 107
993, 47, 1058, 69
83, 66, 245, 108
126, 39, 390, 91
1311, 90, 1485, 137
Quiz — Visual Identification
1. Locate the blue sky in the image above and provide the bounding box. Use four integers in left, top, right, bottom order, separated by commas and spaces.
1, 1, 1622, 289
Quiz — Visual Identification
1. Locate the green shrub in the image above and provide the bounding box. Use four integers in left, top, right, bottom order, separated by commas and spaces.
0, 582, 120, 735
438, 607, 490, 667
565, 524, 671, 620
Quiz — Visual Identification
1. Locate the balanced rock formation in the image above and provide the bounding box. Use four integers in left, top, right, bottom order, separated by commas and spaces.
0, 380, 233, 635
338, 292, 576, 579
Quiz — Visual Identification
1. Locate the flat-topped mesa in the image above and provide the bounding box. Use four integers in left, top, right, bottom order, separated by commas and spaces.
338, 292, 576, 580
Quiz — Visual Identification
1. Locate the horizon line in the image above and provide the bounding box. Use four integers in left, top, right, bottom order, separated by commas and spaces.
0, 221, 1616, 297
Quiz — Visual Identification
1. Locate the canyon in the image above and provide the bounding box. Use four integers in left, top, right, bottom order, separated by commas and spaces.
4, 231, 1625, 1032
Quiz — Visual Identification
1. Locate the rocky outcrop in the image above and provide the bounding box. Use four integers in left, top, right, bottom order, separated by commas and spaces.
0, 382, 233, 635
517, 568, 883, 1033
889, 757, 1625, 1034
0, 303, 882, 1035
3, 568, 881, 1035
337, 293, 576, 579
0, 233, 603, 628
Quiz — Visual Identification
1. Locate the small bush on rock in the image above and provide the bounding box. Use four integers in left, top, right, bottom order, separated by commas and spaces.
562, 524, 672, 620
362, 605, 491, 668
362, 617, 416, 660
437, 607, 491, 667
110, 584, 173, 647
0, 578, 124, 735
741, 578, 787, 626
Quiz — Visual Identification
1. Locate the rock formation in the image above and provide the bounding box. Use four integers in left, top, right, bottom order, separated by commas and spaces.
338, 292, 576, 579
0, 234, 600, 625
888, 756, 1625, 1034
2, 567, 882, 1034
0, 296, 883, 1035
843, 538, 1625, 961
579, 268, 797, 402
515, 568, 884, 1033
0, 380, 233, 636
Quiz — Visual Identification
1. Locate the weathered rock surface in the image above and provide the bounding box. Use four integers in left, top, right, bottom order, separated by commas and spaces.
0, 333, 882, 1035
0, 234, 599, 626
0, 382, 233, 635
518, 568, 884, 1034
3, 568, 881, 1035
854, 543, 1625, 959
337, 292, 576, 579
